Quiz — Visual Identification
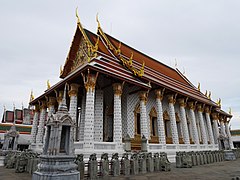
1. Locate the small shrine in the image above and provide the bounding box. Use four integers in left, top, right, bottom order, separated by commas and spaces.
2, 125, 19, 150
32, 84, 80, 180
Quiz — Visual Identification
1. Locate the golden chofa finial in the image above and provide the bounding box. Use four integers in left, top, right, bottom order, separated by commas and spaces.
30, 90, 34, 102
96, 13, 100, 29
60, 65, 63, 75
47, 80, 51, 89
197, 82, 200, 91
216, 98, 221, 107
205, 90, 208, 96
229, 107, 232, 115
76, 7, 80, 24
208, 91, 211, 99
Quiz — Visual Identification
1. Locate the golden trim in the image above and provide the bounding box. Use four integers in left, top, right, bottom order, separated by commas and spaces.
96, 15, 145, 77
216, 98, 221, 107
68, 83, 80, 97
113, 83, 123, 96
197, 82, 201, 91
47, 80, 51, 89
76, 8, 99, 62
208, 91, 211, 99
82, 70, 99, 92
139, 91, 148, 105
29, 90, 34, 102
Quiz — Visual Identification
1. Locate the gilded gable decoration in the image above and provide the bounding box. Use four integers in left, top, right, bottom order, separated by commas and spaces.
75, 9, 99, 63
96, 15, 145, 77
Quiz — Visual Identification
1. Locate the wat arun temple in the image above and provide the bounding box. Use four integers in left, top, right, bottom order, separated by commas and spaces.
0, 13, 234, 163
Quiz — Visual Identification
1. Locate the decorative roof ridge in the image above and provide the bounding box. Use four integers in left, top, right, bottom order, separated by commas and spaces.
76, 9, 99, 62
96, 15, 144, 77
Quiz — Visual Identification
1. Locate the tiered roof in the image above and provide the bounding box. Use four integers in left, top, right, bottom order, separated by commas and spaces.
30, 14, 231, 118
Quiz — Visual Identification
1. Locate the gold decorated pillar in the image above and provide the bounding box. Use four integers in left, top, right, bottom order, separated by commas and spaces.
113, 83, 123, 148
197, 104, 208, 144
178, 98, 190, 144
36, 100, 47, 151
82, 71, 98, 150
211, 112, 220, 144
188, 102, 200, 144
155, 89, 166, 144
205, 106, 215, 144
139, 91, 149, 140
167, 94, 179, 144
47, 97, 56, 117
30, 105, 40, 147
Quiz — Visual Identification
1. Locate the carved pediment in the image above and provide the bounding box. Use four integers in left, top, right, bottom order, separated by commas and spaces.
163, 110, 170, 120
149, 107, 157, 117
71, 39, 90, 73
60, 115, 74, 125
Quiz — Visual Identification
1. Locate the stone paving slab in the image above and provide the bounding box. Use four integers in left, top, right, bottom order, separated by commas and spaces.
1, 159, 240, 180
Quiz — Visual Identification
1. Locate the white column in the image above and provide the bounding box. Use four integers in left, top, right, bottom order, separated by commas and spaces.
211, 113, 220, 144
197, 104, 208, 144
167, 95, 179, 144
30, 105, 39, 145
68, 83, 80, 141
79, 95, 86, 141
225, 121, 234, 149
205, 107, 215, 144
178, 98, 190, 144
113, 83, 123, 148
47, 97, 56, 117
94, 89, 103, 142
83, 72, 98, 150
43, 97, 56, 145
188, 102, 200, 144
220, 119, 227, 137
35, 101, 47, 147
139, 91, 149, 140
155, 89, 166, 144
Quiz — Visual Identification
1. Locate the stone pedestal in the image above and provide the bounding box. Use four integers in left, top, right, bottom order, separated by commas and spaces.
224, 150, 236, 161
33, 156, 79, 180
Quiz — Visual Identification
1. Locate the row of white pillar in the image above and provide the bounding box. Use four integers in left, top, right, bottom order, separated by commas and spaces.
30, 73, 233, 151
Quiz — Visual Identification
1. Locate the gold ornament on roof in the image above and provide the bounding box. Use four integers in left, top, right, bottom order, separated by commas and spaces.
76, 8, 99, 62
96, 15, 145, 77
197, 82, 200, 91
229, 107, 232, 115
216, 98, 221, 107
205, 90, 208, 96
47, 80, 51, 89
60, 65, 63, 76
208, 91, 211, 99
30, 90, 34, 102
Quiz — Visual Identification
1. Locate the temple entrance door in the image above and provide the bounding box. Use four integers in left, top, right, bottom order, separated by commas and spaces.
104, 105, 113, 142
131, 104, 141, 150
149, 107, 159, 144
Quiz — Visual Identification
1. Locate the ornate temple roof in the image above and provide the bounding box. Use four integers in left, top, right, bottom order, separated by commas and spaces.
30, 14, 231, 117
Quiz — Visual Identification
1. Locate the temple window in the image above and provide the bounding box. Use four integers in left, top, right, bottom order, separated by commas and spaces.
134, 103, 141, 135
163, 110, 171, 144
149, 107, 158, 143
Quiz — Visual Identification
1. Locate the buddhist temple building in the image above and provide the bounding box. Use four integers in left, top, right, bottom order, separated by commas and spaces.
26, 13, 233, 160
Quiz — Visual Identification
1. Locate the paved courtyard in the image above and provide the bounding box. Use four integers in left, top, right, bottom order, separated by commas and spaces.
1, 158, 240, 180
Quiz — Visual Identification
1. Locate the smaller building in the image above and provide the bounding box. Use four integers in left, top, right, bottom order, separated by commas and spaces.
0, 107, 34, 150
230, 129, 240, 148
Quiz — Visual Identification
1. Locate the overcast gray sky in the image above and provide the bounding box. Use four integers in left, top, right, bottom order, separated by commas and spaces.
1, 1, 240, 129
